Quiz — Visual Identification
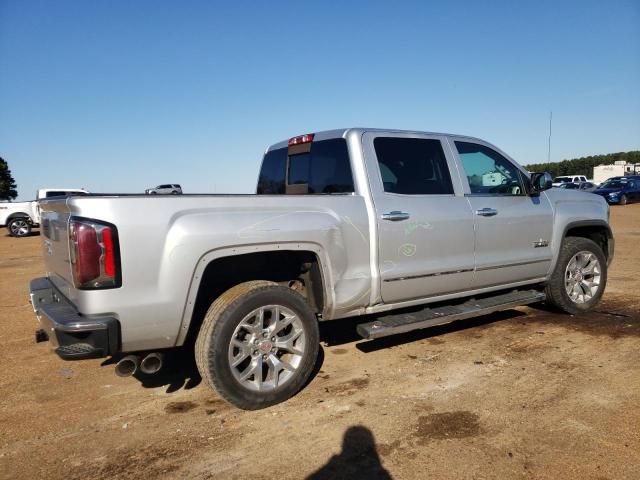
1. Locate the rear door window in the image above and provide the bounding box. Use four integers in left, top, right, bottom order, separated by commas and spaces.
373, 137, 453, 195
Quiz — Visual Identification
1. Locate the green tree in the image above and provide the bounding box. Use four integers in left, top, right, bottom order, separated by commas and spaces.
0, 157, 18, 200
524, 151, 640, 178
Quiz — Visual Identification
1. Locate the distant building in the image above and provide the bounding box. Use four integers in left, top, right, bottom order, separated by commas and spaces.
593, 161, 640, 184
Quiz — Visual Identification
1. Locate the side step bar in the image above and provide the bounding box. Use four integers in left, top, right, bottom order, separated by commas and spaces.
357, 289, 546, 340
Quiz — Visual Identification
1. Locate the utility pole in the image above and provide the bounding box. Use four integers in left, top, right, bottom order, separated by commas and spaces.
547, 111, 552, 163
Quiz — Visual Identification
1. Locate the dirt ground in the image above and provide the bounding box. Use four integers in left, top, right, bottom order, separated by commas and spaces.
1, 206, 639, 480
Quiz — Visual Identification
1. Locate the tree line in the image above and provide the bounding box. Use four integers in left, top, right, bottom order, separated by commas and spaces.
524, 151, 640, 178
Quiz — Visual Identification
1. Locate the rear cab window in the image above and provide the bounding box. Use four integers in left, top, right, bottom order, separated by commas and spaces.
46, 191, 69, 198
257, 138, 354, 194
45, 191, 88, 198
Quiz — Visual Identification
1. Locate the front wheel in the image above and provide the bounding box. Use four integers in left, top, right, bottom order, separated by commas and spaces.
619, 194, 628, 205
7, 218, 32, 237
195, 281, 319, 410
544, 237, 607, 314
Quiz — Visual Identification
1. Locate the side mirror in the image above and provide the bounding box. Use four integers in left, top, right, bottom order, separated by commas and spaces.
530, 172, 553, 195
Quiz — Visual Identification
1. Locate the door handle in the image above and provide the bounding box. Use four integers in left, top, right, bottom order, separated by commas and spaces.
475, 208, 498, 217
382, 211, 410, 221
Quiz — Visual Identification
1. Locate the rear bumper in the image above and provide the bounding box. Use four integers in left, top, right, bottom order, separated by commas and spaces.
29, 277, 120, 360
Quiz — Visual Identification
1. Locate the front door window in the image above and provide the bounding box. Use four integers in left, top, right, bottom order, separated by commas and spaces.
455, 141, 525, 196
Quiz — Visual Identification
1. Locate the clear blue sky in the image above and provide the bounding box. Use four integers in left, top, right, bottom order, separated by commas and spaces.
1, 0, 639, 200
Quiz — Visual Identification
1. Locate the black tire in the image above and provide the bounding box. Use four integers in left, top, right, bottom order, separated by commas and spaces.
195, 281, 319, 410
619, 194, 627, 206
171, 191, 179, 195
544, 237, 607, 314
7, 217, 32, 237
150, 191, 157, 195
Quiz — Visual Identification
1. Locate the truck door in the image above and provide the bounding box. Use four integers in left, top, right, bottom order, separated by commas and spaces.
362, 132, 475, 304
449, 139, 554, 288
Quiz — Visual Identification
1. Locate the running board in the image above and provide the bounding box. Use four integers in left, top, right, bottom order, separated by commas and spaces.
357, 289, 545, 340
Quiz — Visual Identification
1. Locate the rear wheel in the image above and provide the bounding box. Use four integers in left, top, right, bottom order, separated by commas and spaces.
195, 281, 319, 410
544, 237, 607, 314
7, 218, 31, 237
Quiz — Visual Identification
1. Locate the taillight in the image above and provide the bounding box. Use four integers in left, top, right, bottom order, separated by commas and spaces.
101, 227, 116, 277
288, 133, 314, 146
69, 218, 121, 289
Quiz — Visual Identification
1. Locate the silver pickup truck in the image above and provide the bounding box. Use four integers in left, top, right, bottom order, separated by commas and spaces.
30, 128, 613, 409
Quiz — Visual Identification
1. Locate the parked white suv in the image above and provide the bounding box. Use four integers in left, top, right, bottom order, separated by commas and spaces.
145, 184, 182, 195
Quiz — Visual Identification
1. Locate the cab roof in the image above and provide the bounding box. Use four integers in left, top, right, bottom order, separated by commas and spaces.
265, 128, 487, 152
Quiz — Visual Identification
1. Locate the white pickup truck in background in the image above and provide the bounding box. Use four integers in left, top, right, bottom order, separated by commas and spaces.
552, 175, 588, 187
1, 188, 88, 237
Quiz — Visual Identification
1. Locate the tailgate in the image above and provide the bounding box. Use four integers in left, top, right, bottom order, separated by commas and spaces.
39, 199, 75, 295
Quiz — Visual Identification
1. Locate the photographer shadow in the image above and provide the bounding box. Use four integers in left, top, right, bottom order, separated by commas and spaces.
307, 425, 392, 480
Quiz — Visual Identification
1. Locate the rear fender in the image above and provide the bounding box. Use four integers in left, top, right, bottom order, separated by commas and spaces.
174, 242, 334, 346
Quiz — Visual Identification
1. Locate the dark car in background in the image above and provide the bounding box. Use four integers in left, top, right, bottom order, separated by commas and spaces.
556, 181, 597, 192
593, 176, 640, 205
578, 181, 597, 192
557, 182, 580, 190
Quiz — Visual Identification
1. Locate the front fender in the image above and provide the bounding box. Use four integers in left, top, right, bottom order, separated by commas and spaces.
546, 190, 612, 274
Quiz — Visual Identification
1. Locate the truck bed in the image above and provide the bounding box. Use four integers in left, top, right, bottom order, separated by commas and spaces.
39, 193, 371, 351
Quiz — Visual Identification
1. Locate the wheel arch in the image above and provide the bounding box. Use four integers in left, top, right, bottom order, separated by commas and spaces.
6, 212, 33, 222
560, 220, 614, 266
175, 243, 333, 347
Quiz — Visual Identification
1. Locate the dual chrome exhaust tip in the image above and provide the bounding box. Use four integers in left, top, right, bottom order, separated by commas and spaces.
115, 352, 164, 377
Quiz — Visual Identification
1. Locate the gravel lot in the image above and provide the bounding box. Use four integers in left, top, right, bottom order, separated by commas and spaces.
1, 205, 639, 480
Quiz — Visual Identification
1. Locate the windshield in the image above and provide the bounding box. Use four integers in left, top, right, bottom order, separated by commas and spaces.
600, 180, 627, 189
554, 177, 571, 183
